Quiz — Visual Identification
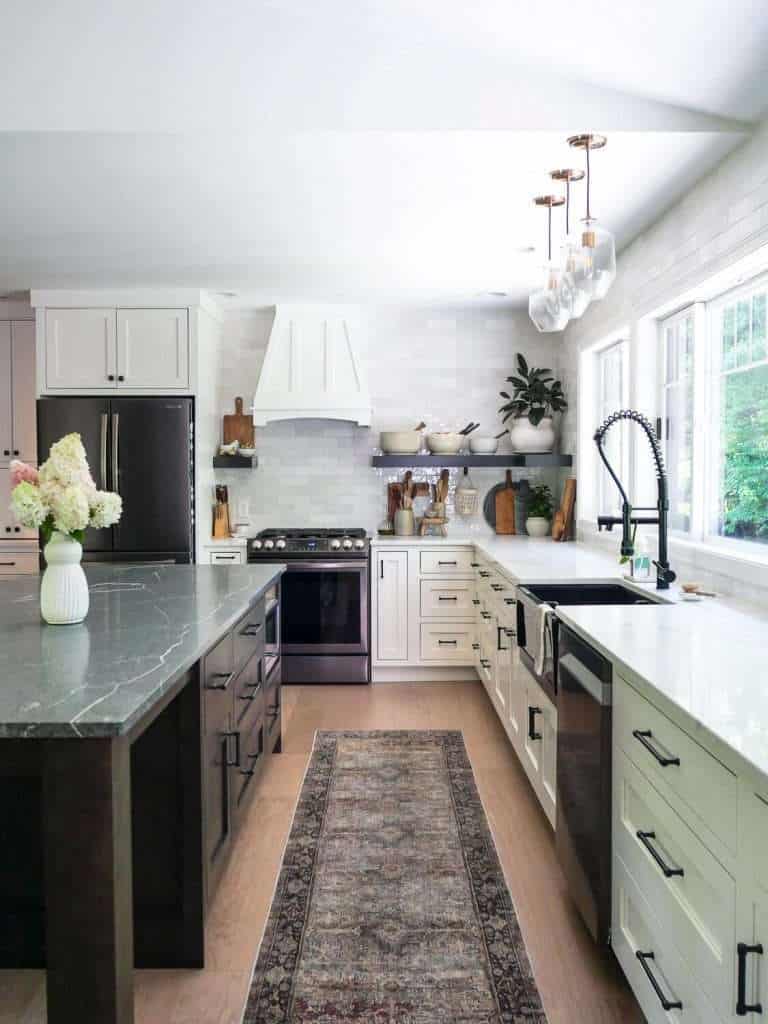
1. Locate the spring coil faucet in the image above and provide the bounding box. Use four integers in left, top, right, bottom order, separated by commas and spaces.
594, 410, 676, 590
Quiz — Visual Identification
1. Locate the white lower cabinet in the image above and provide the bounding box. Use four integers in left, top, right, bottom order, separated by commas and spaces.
420, 622, 475, 662
520, 662, 557, 828
375, 548, 409, 661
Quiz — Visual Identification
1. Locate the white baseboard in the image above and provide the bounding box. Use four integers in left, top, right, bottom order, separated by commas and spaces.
372, 665, 480, 683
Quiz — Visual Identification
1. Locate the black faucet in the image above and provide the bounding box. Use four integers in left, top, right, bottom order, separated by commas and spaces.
593, 410, 676, 590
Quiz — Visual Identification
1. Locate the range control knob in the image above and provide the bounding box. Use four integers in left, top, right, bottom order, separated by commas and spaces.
329, 538, 342, 550
251, 539, 263, 550
353, 538, 366, 550
276, 538, 287, 550
342, 537, 354, 550
263, 539, 275, 550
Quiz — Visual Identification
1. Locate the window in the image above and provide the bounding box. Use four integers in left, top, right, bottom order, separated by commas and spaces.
596, 340, 629, 516
662, 311, 694, 532
657, 276, 768, 554
708, 285, 768, 546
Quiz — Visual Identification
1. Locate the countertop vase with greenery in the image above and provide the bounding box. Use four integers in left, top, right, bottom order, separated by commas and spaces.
525, 484, 554, 538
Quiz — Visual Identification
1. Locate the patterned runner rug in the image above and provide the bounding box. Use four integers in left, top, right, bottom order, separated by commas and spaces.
243, 730, 547, 1023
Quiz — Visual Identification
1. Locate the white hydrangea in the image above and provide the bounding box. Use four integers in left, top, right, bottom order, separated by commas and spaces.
51, 485, 90, 535
89, 490, 123, 529
10, 481, 48, 528
39, 432, 96, 497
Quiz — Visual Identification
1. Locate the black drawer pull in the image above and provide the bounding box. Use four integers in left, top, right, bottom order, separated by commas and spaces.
633, 729, 680, 767
267, 701, 280, 717
438, 595, 458, 601
480, 659, 491, 669
240, 622, 263, 636
206, 670, 235, 691
438, 560, 457, 565
737, 942, 764, 1015
481, 611, 491, 619
438, 639, 457, 646
491, 583, 504, 591
470, 562, 480, 567
504, 597, 516, 605
636, 831, 684, 878
0, 561, 17, 566
479, 571, 490, 577
223, 729, 240, 767
238, 685, 261, 701
636, 951, 682, 1011
471, 643, 480, 650
472, 598, 481, 605
505, 628, 516, 637
528, 706, 542, 740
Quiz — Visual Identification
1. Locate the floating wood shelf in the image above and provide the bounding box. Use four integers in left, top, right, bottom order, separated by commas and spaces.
371, 453, 572, 468
213, 455, 258, 469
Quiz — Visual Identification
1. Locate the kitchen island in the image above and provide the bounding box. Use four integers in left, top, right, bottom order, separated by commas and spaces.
0, 563, 284, 1024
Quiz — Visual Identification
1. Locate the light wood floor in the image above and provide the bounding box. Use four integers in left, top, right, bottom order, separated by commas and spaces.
1, 681, 641, 1024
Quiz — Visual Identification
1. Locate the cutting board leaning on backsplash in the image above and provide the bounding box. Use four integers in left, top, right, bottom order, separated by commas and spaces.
223, 397, 255, 447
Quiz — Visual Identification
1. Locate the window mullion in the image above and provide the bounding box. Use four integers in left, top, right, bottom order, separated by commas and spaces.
690, 301, 708, 541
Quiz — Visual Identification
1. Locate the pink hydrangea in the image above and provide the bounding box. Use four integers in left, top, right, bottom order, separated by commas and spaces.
9, 460, 39, 487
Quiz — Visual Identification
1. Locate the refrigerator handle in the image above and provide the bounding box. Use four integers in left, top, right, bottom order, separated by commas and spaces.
111, 413, 120, 494
100, 413, 108, 489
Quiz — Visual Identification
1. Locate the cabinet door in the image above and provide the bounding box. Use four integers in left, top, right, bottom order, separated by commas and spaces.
117, 309, 189, 389
507, 644, 526, 757
0, 323, 11, 462
44, 308, 117, 390
376, 549, 408, 661
11, 322, 37, 462
493, 619, 511, 717
537, 698, 557, 828
523, 675, 543, 787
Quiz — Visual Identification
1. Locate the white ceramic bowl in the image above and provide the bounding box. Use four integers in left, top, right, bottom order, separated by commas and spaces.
379, 430, 422, 454
426, 432, 463, 455
468, 435, 499, 454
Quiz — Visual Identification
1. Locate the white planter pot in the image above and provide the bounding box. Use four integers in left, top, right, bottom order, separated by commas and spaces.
525, 517, 551, 538
509, 416, 556, 453
40, 531, 90, 625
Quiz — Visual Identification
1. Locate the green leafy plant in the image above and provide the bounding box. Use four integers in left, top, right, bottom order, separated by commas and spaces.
499, 353, 568, 427
527, 484, 554, 520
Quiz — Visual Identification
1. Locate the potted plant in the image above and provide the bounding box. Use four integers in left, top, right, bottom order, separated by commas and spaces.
9, 433, 122, 624
525, 484, 554, 538
498, 353, 568, 453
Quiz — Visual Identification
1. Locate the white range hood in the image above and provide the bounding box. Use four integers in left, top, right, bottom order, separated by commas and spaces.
252, 305, 371, 426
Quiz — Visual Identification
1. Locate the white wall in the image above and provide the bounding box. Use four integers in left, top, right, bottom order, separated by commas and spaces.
557, 117, 768, 602
208, 305, 565, 535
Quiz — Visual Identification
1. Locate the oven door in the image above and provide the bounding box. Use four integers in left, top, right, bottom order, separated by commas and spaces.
280, 561, 369, 655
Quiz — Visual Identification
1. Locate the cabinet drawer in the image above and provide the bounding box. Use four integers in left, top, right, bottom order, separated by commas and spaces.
420, 622, 476, 662
234, 600, 265, 670
233, 650, 264, 728
233, 714, 265, 817
613, 854, 721, 1024
614, 750, 735, 1020
203, 632, 234, 692
0, 550, 39, 575
419, 548, 474, 575
420, 579, 474, 618
615, 677, 737, 855
210, 549, 244, 565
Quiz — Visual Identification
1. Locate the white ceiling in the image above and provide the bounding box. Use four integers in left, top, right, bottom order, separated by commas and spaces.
0, 0, 765, 304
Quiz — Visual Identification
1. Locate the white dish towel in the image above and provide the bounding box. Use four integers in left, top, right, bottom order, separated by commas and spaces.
534, 603, 555, 678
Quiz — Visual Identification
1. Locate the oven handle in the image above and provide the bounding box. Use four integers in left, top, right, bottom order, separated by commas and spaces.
281, 561, 368, 572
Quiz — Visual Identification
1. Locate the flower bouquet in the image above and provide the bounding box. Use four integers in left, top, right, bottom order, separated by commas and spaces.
9, 433, 122, 623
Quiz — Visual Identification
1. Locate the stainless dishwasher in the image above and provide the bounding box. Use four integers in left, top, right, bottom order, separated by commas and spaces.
556, 622, 613, 946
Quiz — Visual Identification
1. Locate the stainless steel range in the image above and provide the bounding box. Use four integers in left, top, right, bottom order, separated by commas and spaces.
248, 529, 370, 684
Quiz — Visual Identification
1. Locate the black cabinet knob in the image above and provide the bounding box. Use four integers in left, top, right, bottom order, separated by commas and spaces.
107, 374, 115, 381
12, 449, 19, 456
4, 527, 11, 533
2, 450, 9, 456
13, 526, 20, 533
117, 374, 125, 382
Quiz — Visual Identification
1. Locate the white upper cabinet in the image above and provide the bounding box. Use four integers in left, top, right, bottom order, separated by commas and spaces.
0, 321, 37, 465
44, 308, 117, 390
0, 323, 12, 461
11, 322, 37, 462
117, 309, 189, 389
41, 307, 190, 393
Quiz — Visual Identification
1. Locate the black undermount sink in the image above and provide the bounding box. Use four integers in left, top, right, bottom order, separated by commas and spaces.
519, 582, 663, 606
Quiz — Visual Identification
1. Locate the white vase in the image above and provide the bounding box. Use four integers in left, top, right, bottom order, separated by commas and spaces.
525, 516, 551, 538
509, 416, 556, 453
40, 531, 90, 625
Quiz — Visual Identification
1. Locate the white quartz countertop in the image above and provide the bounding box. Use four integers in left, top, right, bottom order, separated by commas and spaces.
373, 532, 768, 783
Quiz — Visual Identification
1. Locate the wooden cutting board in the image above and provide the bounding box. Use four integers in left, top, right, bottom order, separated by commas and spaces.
495, 470, 516, 535
553, 478, 577, 541
223, 397, 255, 448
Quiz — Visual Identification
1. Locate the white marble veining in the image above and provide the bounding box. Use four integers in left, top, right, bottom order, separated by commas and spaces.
0, 563, 284, 738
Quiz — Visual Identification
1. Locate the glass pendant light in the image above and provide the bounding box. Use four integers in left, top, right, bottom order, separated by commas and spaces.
550, 167, 591, 318
528, 194, 574, 333
567, 133, 616, 301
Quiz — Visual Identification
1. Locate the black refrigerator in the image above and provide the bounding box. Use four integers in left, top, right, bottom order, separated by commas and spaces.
37, 397, 195, 563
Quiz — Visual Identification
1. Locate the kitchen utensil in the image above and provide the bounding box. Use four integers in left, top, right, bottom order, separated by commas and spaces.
483, 477, 529, 531
469, 435, 499, 454
212, 502, 231, 539
495, 430, 508, 439
552, 478, 577, 542
426, 432, 463, 455
494, 470, 516, 535
223, 397, 255, 448
465, 423, 481, 435
454, 466, 478, 515
435, 469, 450, 505
380, 429, 422, 454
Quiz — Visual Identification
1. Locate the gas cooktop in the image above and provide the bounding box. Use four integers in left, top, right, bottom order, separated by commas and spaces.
248, 528, 369, 559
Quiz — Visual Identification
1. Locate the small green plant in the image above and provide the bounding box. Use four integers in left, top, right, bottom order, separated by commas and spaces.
527, 484, 554, 520
499, 353, 568, 427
